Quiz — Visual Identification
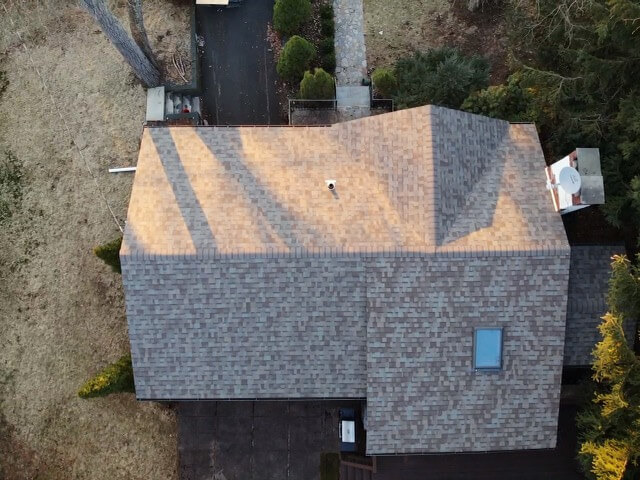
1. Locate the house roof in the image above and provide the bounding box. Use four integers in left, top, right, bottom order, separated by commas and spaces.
122, 106, 570, 454
564, 245, 628, 366
122, 106, 568, 258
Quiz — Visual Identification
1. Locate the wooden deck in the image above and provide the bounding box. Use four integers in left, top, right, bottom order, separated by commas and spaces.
371, 406, 583, 480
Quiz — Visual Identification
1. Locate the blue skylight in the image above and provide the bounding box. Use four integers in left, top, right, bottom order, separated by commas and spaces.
474, 328, 503, 369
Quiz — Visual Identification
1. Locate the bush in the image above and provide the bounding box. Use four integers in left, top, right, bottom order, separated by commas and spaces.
319, 3, 333, 21
321, 16, 335, 37
394, 47, 490, 109
372, 68, 397, 98
78, 354, 135, 398
319, 37, 334, 56
461, 73, 537, 122
93, 236, 122, 273
277, 35, 316, 84
273, 0, 312, 36
321, 52, 336, 74
299, 68, 335, 99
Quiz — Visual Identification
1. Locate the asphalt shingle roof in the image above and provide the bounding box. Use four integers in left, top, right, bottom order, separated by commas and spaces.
122, 105, 570, 454
564, 245, 631, 366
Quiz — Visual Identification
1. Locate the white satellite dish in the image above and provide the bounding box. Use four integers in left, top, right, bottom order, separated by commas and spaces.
558, 166, 581, 195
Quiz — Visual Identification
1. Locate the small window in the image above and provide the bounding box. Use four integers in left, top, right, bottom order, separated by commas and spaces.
474, 328, 503, 370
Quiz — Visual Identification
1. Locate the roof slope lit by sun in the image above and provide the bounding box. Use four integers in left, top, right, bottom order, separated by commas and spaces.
121, 106, 567, 258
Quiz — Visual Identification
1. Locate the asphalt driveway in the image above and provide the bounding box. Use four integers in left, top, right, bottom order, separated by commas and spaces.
196, 2, 283, 125
178, 400, 359, 480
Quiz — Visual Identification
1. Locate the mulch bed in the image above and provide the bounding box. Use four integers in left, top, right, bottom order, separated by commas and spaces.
268, 0, 335, 120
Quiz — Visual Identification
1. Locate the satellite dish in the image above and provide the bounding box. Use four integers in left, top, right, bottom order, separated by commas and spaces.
558, 166, 581, 195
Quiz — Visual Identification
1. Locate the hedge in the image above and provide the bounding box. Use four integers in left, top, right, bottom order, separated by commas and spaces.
93, 236, 122, 274
78, 354, 135, 398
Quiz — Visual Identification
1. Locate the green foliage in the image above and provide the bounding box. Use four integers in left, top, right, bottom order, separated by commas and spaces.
321, 15, 335, 37
93, 236, 122, 274
577, 255, 640, 480
319, 3, 333, 21
0, 150, 23, 224
317, 36, 335, 74
299, 68, 334, 99
503, 0, 640, 242
393, 48, 489, 109
277, 35, 316, 84
461, 72, 543, 122
273, 0, 311, 36
319, 37, 334, 56
372, 68, 397, 98
78, 354, 135, 398
319, 452, 340, 480
320, 52, 336, 74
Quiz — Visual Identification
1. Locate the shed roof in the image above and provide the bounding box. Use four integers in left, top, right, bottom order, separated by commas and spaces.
122, 106, 570, 454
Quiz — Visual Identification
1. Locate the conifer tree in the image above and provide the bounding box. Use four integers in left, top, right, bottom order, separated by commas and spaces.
577, 255, 640, 480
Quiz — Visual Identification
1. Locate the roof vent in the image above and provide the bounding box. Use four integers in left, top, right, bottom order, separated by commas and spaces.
325, 179, 336, 191
545, 148, 605, 214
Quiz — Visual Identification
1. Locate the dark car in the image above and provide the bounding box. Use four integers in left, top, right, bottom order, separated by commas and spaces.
339, 408, 357, 452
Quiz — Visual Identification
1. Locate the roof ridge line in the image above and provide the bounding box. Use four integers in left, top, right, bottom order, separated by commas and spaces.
120, 244, 570, 262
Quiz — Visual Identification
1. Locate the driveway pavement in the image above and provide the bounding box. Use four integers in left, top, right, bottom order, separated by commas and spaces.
196, 2, 283, 125
178, 400, 359, 480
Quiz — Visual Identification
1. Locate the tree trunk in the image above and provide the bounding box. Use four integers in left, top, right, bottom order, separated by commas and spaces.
126, 0, 161, 71
81, 0, 161, 87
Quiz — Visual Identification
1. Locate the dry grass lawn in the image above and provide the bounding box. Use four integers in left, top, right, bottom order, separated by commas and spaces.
363, 0, 510, 83
0, 0, 191, 478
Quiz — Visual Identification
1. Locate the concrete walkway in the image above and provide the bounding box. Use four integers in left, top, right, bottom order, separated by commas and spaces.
333, 0, 370, 116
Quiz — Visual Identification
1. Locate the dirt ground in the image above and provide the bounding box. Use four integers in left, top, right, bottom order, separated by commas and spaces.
0, 0, 189, 478
363, 0, 510, 84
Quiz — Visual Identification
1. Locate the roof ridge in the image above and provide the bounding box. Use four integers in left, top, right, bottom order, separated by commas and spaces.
120, 244, 570, 262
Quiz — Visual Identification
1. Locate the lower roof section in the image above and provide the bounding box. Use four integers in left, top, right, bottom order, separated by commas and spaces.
124, 256, 368, 400
365, 254, 569, 454
124, 251, 570, 454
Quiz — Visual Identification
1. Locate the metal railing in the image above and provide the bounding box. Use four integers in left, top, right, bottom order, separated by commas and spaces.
369, 83, 395, 111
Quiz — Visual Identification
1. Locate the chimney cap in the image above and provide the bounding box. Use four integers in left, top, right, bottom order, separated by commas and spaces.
325, 179, 336, 190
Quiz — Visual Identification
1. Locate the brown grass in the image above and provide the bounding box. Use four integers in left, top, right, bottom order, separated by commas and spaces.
363, 0, 510, 84
0, 0, 182, 478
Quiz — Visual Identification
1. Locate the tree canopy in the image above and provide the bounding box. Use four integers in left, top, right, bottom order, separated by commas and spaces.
393, 48, 489, 110
470, 0, 640, 243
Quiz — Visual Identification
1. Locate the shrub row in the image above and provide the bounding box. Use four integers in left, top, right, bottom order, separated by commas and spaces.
274, 0, 336, 94
317, 4, 336, 75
